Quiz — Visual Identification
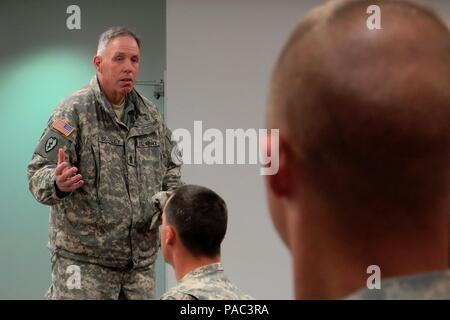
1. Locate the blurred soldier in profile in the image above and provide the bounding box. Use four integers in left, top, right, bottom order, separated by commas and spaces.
264, 0, 450, 299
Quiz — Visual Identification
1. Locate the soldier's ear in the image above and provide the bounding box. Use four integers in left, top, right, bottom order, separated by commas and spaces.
93, 55, 102, 72
266, 138, 293, 197
165, 225, 176, 246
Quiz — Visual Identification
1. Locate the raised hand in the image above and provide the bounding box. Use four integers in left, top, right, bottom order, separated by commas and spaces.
55, 148, 84, 193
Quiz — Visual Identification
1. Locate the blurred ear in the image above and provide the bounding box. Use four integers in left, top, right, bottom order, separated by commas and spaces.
164, 225, 176, 246
266, 137, 294, 197
93, 55, 102, 73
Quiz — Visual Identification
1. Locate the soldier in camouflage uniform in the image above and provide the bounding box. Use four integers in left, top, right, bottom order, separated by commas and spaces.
264, 0, 450, 299
27, 27, 183, 299
158, 185, 252, 300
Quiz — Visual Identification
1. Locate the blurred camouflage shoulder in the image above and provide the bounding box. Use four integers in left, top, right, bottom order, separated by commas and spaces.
345, 269, 450, 300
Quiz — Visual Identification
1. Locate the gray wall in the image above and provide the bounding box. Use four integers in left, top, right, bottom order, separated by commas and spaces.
1, 0, 166, 86
166, 0, 450, 299
0, 0, 166, 299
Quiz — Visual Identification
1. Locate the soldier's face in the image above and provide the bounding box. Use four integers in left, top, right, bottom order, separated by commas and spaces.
95, 36, 140, 102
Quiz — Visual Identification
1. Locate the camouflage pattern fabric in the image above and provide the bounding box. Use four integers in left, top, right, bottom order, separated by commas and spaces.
46, 254, 154, 300
345, 270, 450, 299
160, 263, 253, 300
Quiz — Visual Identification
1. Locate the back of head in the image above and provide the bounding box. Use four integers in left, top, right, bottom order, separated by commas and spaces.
165, 184, 228, 258
269, 0, 450, 216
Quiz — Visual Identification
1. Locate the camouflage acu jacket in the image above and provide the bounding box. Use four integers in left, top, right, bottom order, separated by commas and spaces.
346, 269, 450, 299
160, 263, 253, 300
27, 76, 183, 269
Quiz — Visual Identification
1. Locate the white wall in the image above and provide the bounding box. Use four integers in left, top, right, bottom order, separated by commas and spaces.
166, 0, 450, 299
166, 0, 317, 300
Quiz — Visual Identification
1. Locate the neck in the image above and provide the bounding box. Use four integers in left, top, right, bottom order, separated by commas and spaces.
97, 76, 126, 105
112, 97, 125, 106
172, 251, 220, 282
105, 90, 125, 106
290, 197, 449, 299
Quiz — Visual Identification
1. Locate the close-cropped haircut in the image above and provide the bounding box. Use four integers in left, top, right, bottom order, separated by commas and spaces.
97, 26, 141, 55
165, 185, 228, 258
270, 0, 450, 214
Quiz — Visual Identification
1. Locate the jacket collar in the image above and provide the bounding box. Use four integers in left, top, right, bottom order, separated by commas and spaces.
90, 75, 157, 129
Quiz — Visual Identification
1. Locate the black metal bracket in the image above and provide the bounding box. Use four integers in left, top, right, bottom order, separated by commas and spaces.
135, 80, 164, 100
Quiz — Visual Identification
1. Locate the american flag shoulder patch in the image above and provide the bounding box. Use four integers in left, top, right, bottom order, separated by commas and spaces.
51, 119, 75, 137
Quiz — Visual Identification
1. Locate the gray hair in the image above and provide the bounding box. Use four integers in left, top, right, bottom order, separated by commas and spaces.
96, 27, 141, 55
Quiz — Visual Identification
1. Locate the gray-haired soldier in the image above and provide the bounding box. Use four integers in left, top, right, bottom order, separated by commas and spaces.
159, 184, 252, 300
27, 27, 183, 299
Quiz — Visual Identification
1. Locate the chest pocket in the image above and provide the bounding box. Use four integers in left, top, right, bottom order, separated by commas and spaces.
137, 135, 160, 148
98, 135, 125, 172
97, 134, 126, 183
134, 132, 164, 225
136, 132, 162, 171
95, 134, 130, 227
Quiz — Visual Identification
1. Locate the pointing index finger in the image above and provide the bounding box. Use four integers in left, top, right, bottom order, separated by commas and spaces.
58, 148, 65, 165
